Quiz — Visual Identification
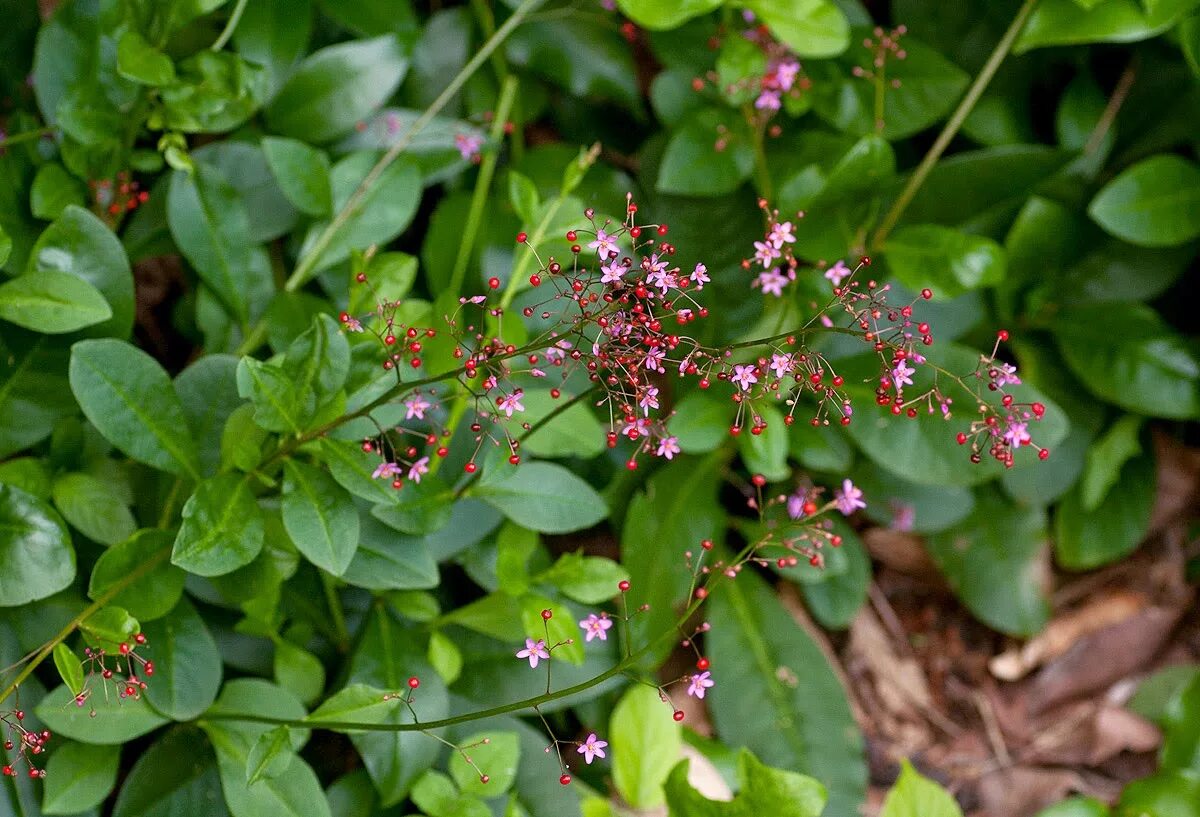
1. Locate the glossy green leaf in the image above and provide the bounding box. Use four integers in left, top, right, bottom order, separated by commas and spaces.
305, 683, 397, 730
1080, 415, 1143, 510
519, 389, 606, 460
262, 136, 332, 216
743, 0, 849, 57
1034, 797, 1110, 817
274, 639, 326, 706
266, 35, 410, 143
30, 162, 85, 220
884, 225, 1006, 298
52, 642, 84, 697
28, 205, 134, 339
160, 51, 268, 134
319, 438, 401, 505
474, 461, 607, 534
926, 492, 1050, 636
69, 339, 200, 478
0, 267, 112, 336
507, 19, 639, 111
450, 731, 520, 796
175, 354, 243, 477
658, 108, 755, 196
79, 605, 139, 653
371, 477, 452, 536
142, 598, 223, 720
1017, 0, 1200, 52
89, 529, 184, 621
880, 760, 963, 817
1056, 450, 1155, 570
1115, 770, 1200, 817
800, 523, 871, 629
116, 30, 175, 86
172, 474, 265, 576
41, 741, 119, 815
51, 471, 135, 545
1088, 155, 1200, 247
738, 402, 790, 481
611, 684, 681, 808
537, 552, 629, 605
707, 569, 865, 817
233, 0, 313, 96
246, 726, 295, 784
342, 511, 438, 590
664, 750, 827, 817
112, 726, 228, 817
236, 357, 305, 433
427, 631, 462, 685
36, 683, 169, 744
0, 483, 75, 607
282, 459, 359, 575
615, 0, 722, 29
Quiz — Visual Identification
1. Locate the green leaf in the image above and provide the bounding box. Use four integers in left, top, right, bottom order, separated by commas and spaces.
89, 529, 184, 620
743, 0, 849, 57
1080, 415, 1143, 510
664, 749, 827, 817
615, 0, 722, 29
234, 0, 313, 96
450, 731, 520, 796
266, 35, 410, 143
236, 357, 306, 433
1161, 674, 1200, 772
672, 392, 733, 454
880, 760, 963, 817
30, 162, 86, 220
274, 639, 326, 706
926, 492, 1050, 636
0, 483, 75, 607
142, 598, 223, 721
1055, 450, 1155, 570
427, 631, 462, 685
41, 741, 120, 815
112, 726, 227, 817
36, 683, 169, 744
262, 137, 332, 217
299, 152, 422, 272
347, 251, 417, 314
800, 523, 871, 629
0, 269, 112, 334
1115, 770, 1200, 816
507, 19, 640, 111
1088, 155, 1200, 247
282, 313, 350, 423
611, 685, 681, 809
69, 338, 200, 478
508, 170, 540, 224
28, 204, 135, 338
160, 51, 268, 133
708, 569, 866, 816
371, 477, 453, 536
658, 108, 755, 196
306, 683, 397, 730
172, 474, 265, 577
175, 353, 244, 477
0, 224, 11, 266
167, 165, 260, 325
342, 511, 438, 590
521, 594, 584, 665
884, 225, 1007, 298
537, 552, 629, 605
79, 605, 140, 653
1017, 0, 1200, 51
117, 30, 176, 85
1055, 303, 1199, 419
519, 390, 606, 459
195, 140, 300, 244
474, 461, 607, 534
282, 459, 360, 575
52, 642, 85, 697
738, 402, 790, 481
51, 471, 135, 545
1130, 664, 1200, 724
246, 726, 295, 784
319, 438, 401, 505
1034, 797, 1110, 817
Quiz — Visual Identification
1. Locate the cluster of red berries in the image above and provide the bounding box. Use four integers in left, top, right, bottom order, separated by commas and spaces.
74, 633, 154, 711
1, 707, 50, 779
90, 171, 148, 217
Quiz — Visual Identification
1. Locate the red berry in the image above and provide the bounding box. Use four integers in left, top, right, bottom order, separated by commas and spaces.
618, 580, 631, 592
751, 474, 767, 487
488, 277, 500, 289
408, 676, 420, 689
565, 230, 577, 241
956, 432, 967, 445
517, 232, 528, 243
694, 587, 707, 600
696, 657, 710, 671
541, 609, 553, 620
464, 462, 477, 474
144, 661, 155, 676
1038, 449, 1050, 460
28, 768, 38, 779
701, 539, 713, 550
560, 774, 572, 786
135, 633, 146, 644
119, 643, 130, 655
480, 774, 490, 784
997, 329, 1009, 341
657, 224, 668, 235
921, 288, 933, 300
673, 710, 685, 722
529, 274, 541, 286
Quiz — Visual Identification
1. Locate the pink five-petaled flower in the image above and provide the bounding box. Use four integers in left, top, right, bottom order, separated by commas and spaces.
408, 457, 430, 484
454, 132, 483, 161
767, 221, 796, 248
776, 59, 800, 91
516, 638, 550, 668
770, 353, 793, 378
496, 390, 525, 417
892, 362, 915, 391
756, 268, 789, 297
687, 671, 715, 699
731, 364, 758, 392
372, 461, 403, 480
639, 386, 660, 415
834, 478, 866, 515
579, 613, 613, 642
1004, 420, 1030, 448
600, 259, 625, 285
405, 395, 431, 420
753, 240, 781, 268
787, 490, 807, 520
690, 263, 710, 288
656, 436, 681, 460
589, 229, 618, 258
824, 260, 851, 286
577, 733, 608, 764
993, 362, 1021, 387
755, 90, 781, 110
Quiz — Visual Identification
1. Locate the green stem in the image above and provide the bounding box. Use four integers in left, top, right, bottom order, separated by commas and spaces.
0, 127, 55, 150
0, 549, 172, 706
448, 75, 520, 297
869, 0, 1039, 248
211, 0, 250, 51
321, 572, 351, 652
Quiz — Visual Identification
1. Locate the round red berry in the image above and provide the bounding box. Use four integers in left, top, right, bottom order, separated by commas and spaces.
560, 774, 572, 786
696, 657, 710, 671
488, 277, 500, 289
516, 232, 528, 243
408, 676, 420, 689
673, 710, 685, 722
618, 580, 631, 592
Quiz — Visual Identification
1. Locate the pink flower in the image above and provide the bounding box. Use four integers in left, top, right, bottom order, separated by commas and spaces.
690, 263, 710, 287
639, 386, 660, 415
405, 395, 431, 420
372, 462, 403, 480
834, 479, 866, 515
687, 671, 714, 699
770, 353, 793, 378
408, 457, 429, 483
892, 362, 915, 391
344, 317, 363, 332
1003, 420, 1030, 448
647, 265, 675, 293
454, 132, 483, 161
579, 614, 613, 642
753, 241, 781, 268
776, 60, 800, 92
824, 261, 851, 286
993, 362, 1021, 387
545, 340, 572, 363
588, 229, 618, 258
732, 364, 758, 391
756, 268, 789, 297
656, 436, 681, 460
496, 390, 525, 417
577, 733, 608, 764
600, 260, 624, 285
787, 490, 807, 519
516, 638, 550, 668
768, 221, 795, 248
755, 90, 781, 110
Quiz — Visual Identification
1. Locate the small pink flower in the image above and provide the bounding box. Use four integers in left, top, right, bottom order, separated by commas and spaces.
755, 90, 781, 110
577, 733, 608, 764
824, 261, 851, 286
372, 462, 403, 480
687, 671, 714, 699
656, 436, 681, 460
770, 353, 793, 378
589, 229, 618, 258
732, 364, 758, 391
579, 614, 613, 642
1003, 420, 1030, 448
408, 457, 430, 483
892, 362, 915, 391
639, 386, 660, 415
834, 479, 866, 515
405, 395, 431, 420
756, 268, 789, 297
516, 638, 550, 668
768, 221, 795, 248
690, 263, 710, 287
753, 241, 781, 268
787, 490, 807, 519
344, 317, 363, 332
776, 60, 800, 92
993, 362, 1021, 387
600, 260, 624, 285
454, 132, 483, 161
496, 390, 525, 417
